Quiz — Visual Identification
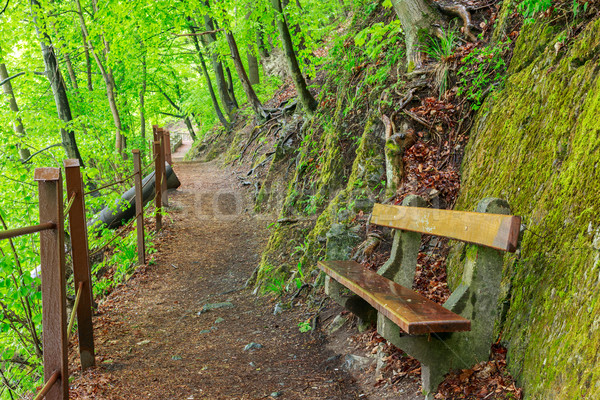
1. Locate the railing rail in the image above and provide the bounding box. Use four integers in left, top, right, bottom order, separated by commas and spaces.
0, 125, 174, 400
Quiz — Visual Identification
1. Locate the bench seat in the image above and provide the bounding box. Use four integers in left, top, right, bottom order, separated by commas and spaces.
318, 260, 471, 335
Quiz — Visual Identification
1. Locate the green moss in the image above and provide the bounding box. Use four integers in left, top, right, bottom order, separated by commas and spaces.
451, 17, 600, 399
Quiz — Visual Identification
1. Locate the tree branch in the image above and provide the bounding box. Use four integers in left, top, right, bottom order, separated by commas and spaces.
173, 28, 224, 37
0, 71, 46, 86
0, 0, 9, 16
20, 143, 63, 164
158, 111, 184, 118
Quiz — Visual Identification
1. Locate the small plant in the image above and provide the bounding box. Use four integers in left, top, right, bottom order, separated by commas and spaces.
423, 28, 457, 97
423, 29, 456, 62
457, 42, 510, 110
298, 320, 311, 332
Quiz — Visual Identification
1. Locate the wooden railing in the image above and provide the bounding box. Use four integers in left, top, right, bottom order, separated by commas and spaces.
1, 125, 173, 400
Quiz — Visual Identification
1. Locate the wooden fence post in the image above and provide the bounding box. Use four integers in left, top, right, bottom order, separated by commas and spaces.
158, 128, 168, 207
153, 140, 162, 232
64, 160, 95, 370
35, 168, 68, 400
164, 130, 172, 165
132, 150, 145, 264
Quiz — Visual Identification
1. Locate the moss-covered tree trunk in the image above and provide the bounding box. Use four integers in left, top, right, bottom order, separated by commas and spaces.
270, 0, 317, 115
390, 0, 442, 69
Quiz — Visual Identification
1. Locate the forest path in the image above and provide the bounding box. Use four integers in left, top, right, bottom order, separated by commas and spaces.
70, 161, 363, 399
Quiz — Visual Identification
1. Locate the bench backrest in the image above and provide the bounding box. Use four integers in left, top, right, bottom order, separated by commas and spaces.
371, 203, 520, 252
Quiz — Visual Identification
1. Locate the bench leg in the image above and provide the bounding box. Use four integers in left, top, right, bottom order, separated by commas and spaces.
325, 276, 377, 326
378, 313, 473, 398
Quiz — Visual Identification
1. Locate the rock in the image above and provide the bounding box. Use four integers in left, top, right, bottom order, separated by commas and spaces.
214, 317, 225, 324
199, 329, 211, 334
197, 302, 234, 315
328, 315, 348, 334
270, 392, 282, 398
249, 361, 256, 368
326, 224, 360, 260
244, 342, 263, 351
357, 318, 371, 333
326, 354, 341, 363
136, 340, 150, 346
342, 354, 372, 371
172, 355, 182, 361
375, 343, 388, 380
273, 303, 283, 315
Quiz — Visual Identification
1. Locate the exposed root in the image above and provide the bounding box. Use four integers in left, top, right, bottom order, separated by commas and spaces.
436, 2, 478, 42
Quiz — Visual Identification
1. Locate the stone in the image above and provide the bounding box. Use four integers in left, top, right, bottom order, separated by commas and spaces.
197, 302, 234, 315
214, 317, 225, 324
273, 303, 283, 315
270, 392, 282, 398
243, 342, 263, 351
325, 224, 360, 261
342, 354, 372, 371
328, 315, 348, 334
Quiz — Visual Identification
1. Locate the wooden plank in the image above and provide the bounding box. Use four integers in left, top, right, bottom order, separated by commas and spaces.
318, 260, 470, 335
35, 167, 69, 400
371, 204, 521, 252
163, 130, 172, 164
158, 128, 168, 207
64, 159, 95, 370
153, 140, 162, 232
132, 150, 145, 265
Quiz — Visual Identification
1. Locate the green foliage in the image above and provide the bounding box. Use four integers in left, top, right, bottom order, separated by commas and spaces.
457, 42, 510, 110
518, 0, 589, 20
422, 29, 456, 61
297, 320, 311, 332
518, 0, 553, 18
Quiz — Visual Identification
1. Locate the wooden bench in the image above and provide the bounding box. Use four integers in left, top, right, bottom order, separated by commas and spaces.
318, 196, 520, 398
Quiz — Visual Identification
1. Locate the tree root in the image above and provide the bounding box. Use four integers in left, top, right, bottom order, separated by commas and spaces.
436, 2, 478, 42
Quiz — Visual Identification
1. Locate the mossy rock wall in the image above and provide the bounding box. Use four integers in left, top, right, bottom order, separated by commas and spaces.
256, 114, 385, 290
450, 18, 600, 399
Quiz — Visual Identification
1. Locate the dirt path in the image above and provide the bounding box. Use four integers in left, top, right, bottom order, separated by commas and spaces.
70, 161, 365, 399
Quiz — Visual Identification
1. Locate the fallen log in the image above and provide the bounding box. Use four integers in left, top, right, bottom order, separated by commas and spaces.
90, 163, 181, 229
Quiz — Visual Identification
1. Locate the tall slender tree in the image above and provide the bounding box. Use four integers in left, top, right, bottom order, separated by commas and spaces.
226, 31, 267, 119
188, 23, 229, 128
201, 4, 237, 117
30, 0, 83, 163
0, 63, 30, 159
75, 0, 125, 154
270, 0, 317, 115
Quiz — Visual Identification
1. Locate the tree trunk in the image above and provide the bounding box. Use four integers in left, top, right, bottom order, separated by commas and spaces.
270, 0, 317, 115
256, 21, 270, 59
196, 59, 229, 128
247, 50, 260, 85
226, 31, 267, 119
189, 25, 229, 128
0, 63, 30, 159
30, 0, 83, 164
184, 117, 196, 141
156, 85, 197, 141
200, 8, 236, 116
225, 66, 239, 109
75, 0, 124, 154
140, 55, 147, 140
245, 11, 260, 85
64, 53, 79, 90
82, 29, 93, 91
390, 0, 442, 70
